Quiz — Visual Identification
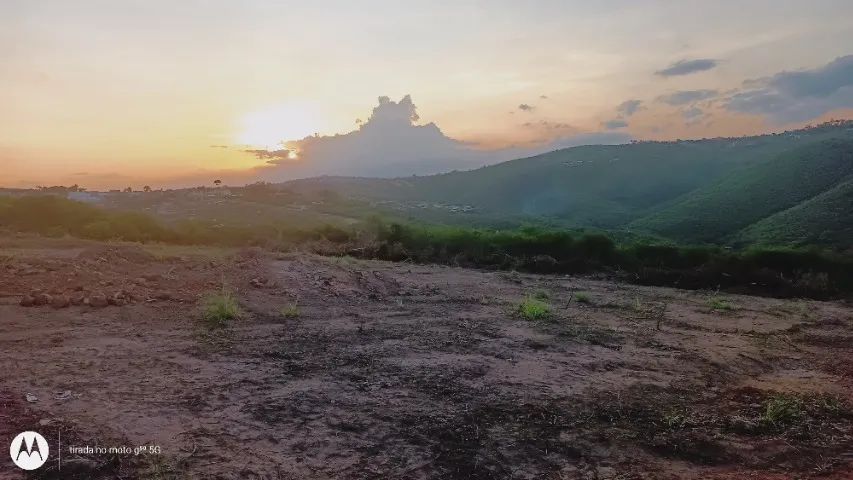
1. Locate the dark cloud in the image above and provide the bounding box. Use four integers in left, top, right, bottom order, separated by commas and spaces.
617, 99, 643, 116
657, 89, 719, 105
518, 103, 535, 112
725, 55, 853, 124
602, 119, 628, 130
655, 58, 718, 77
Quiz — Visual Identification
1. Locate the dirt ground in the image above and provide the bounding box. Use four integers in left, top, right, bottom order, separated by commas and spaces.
0, 235, 852, 479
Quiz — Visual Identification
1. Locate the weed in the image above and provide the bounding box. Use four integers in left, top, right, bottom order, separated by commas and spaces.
201, 290, 241, 328
707, 295, 734, 312
516, 296, 551, 321
280, 303, 300, 319
761, 394, 803, 427
662, 409, 688, 430
574, 292, 592, 304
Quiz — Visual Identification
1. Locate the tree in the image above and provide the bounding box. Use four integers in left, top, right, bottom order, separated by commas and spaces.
213, 179, 222, 187
143, 186, 152, 192
123, 187, 133, 193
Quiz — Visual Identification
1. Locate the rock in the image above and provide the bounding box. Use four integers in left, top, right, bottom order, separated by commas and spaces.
33, 293, 53, 306
155, 292, 172, 300
108, 293, 127, 306
134, 277, 148, 286
50, 295, 70, 309
19, 295, 35, 307
88, 294, 109, 308
70, 292, 86, 306
142, 273, 161, 282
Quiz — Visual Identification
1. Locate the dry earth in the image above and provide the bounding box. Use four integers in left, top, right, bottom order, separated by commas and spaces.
0, 236, 852, 479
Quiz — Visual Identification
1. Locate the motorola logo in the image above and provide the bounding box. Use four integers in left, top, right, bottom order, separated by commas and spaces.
9, 431, 49, 470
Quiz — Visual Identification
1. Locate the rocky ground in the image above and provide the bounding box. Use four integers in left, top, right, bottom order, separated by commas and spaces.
0, 235, 851, 479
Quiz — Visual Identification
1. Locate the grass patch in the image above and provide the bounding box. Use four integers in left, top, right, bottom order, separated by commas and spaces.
707, 295, 734, 312
761, 394, 803, 427
201, 290, 241, 328
574, 292, 592, 304
516, 296, 551, 321
280, 303, 300, 319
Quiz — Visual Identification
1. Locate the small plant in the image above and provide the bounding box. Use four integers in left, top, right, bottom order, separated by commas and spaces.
516, 296, 551, 321
574, 292, 592, 304
280, 303, 300, 319
662, 409, 687, 430
761, 394, 803, 427
201, 290, 241, 328
707, 295, 734, 312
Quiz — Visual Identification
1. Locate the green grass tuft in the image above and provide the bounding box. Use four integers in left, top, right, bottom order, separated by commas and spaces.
574, 292, 592, 304
516, 296, 551, 321
707, 296, 734, 311
761, 394, 803, 427
201, 291, 241, 328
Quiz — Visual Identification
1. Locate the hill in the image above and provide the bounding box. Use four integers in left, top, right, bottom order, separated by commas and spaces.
630, 138, 853, 243
282, 121, 853, 247
735, 177, 853, 249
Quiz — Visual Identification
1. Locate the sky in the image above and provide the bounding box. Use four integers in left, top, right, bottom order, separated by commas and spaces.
2, 0, 853, 189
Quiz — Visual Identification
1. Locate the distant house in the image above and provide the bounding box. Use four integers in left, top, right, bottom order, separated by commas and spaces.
67, 191, 104, 204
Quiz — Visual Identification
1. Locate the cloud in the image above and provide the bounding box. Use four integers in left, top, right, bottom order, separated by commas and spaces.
518, 103, 535, 112
539, 95, 548, 99
681, 106, 708, 125
522, 120, 576, 133
616, 99, 643, 116
603, 119, 629, 130
725, 55, 853, 124
655, 58, 718, 77
209, 145, 229, 149
240, 95, 631, 181
657, 89, 719, 105
243, 149, 292, 164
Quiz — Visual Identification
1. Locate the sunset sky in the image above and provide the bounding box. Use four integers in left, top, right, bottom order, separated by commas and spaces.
2, 1, 853, 189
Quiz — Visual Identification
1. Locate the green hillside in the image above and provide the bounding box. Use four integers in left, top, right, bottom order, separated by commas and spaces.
631, 139, 853, 243
282, 121, 853, 247
734, 178, 853, 249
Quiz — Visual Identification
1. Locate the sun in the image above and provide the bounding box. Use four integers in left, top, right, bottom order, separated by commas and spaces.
237, 102, 323, 150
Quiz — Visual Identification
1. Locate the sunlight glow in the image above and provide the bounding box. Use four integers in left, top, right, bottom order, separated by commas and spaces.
237, 102, 324, 150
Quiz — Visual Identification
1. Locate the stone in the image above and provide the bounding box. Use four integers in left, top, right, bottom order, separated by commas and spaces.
88, 294, 109, 308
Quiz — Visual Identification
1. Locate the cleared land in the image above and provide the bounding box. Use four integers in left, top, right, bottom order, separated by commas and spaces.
0, 236, 851, 479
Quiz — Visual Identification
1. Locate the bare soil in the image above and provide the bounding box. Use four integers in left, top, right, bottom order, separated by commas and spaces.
0, 236, 851, 479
